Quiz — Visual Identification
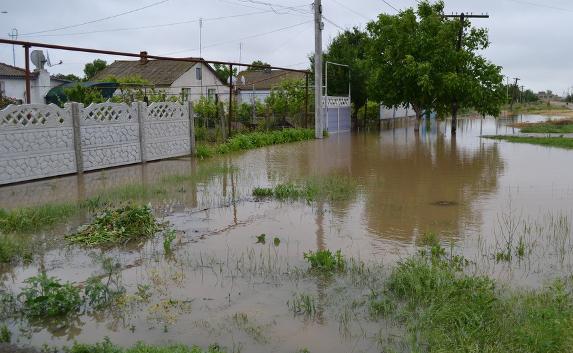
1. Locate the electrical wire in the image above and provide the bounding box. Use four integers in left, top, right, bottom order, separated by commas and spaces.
19, 0, 170, 36
379, 0, 400, 13
22, 9, 285, 38
322, 16, 346, 31
503, 0, 573, 12
160, 20, 313, 56
329, 0, 370, 20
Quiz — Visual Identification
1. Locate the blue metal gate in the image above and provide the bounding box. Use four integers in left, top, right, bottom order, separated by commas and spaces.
324, 96, 351, 133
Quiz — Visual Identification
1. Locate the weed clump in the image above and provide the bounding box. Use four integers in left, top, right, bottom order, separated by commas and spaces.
66, 205, 161, 247
252, 176, 357, 202
288, 293, 317, 318
0, 235, 32, 264
67, 338, 226, 353
0, 324, 10, 343
304, 249, 345, 273
0, 203, 76, 234
18, 273, 81, 317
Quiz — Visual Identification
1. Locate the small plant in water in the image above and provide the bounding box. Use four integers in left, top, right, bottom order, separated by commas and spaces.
288, 293, 317, 318
256, 233, 266, 244
304, 249, 345, 272
66, 205, 161, 247
0, 324, 10, 343
18, 273, 81, 317
163, 229, 177, 254
273, 237, 281, 247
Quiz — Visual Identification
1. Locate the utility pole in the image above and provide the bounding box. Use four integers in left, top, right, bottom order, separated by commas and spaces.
510, 77, 520, 110
444, 12, 489, 136
520, 85, 524, 104
314, 0, 324, 139
506, 76, 510, 105
199, 18, 203, 97
9, 28, 17, 66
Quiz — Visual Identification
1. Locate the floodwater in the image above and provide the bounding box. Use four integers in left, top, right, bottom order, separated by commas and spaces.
2, 115, 573, 352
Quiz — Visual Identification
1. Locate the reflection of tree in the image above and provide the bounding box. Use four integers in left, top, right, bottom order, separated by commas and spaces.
360, 122, 504, 242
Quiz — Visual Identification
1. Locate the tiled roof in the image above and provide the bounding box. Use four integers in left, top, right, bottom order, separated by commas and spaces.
236, 70, 306, 91
0, 62, 38, 78
93, 59, 201, 85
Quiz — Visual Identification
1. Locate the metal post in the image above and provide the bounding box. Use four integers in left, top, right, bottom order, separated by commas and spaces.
314, 0, 324, 139
305, 73, 309, 128
188, 101, 196, 156
24, 45, 31, 103
71, 102, 84, 174
228, 64, 233, 138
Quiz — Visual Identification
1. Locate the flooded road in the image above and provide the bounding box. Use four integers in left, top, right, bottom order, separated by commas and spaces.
2, 115, 573, 352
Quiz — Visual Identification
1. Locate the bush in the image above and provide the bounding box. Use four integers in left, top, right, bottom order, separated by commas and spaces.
18, 273, 81, 317
304, 249, 345, 272
66, 205, 161, 247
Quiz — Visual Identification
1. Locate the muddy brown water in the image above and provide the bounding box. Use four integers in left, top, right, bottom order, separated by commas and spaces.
1, 115, 573, 352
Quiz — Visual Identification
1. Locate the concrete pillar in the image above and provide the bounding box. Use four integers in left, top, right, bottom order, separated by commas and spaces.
188, 101, 196, 156
71, 102, 84, 174
136, 101, 147, 163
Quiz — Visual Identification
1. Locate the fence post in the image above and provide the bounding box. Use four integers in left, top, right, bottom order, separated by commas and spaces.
219, 101, 227, 140
136, 101, 147, 163
71, 102, 84, 174
188, 101, 196, 156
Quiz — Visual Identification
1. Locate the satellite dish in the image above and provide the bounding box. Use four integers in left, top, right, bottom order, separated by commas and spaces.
30, 50, 46, 70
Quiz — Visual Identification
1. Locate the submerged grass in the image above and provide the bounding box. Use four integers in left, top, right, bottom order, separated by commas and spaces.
483, 135, 573, 149
196, 128, 315, 158
253, 176, 357, 202
382, 246, 573, 353
66, 205, 162, 247
0, 234, 33, 264
67, 338, 225, 353
0, 203, 76, 234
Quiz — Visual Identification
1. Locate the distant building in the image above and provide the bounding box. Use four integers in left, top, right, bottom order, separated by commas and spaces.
0, 62, 69, 104
235, 69, 306, 104
93, 59, 228, 102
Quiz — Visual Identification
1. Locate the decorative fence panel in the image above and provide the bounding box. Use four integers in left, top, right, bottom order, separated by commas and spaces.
144, 102, 191, 161
81, 103, 141, 171
0, 104, 76, 184
0, 101, 195, 186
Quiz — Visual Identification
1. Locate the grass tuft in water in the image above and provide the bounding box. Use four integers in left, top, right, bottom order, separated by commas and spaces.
18, 273, 82, 317
0, 234, 33, 264
0, 203, 76, 234
66, 205, 162, 247
253, 176, 357, 202
67, 337, 226, 353
0, 324, 10, 343
304, 249, 345, 273
385, 245, 573, 352
483, 135, 573, 149
288, 293, 317, 318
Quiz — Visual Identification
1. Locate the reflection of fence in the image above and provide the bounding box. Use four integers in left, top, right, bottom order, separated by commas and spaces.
323, 96, 351, 133
0, 101, 195, 185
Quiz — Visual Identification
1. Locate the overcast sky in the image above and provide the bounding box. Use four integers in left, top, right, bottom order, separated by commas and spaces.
1, 0, 571, 95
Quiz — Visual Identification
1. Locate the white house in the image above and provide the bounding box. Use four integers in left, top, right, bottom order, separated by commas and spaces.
0, 62, 68, 104
93, 59, 228, 102
235, 69, 306, 104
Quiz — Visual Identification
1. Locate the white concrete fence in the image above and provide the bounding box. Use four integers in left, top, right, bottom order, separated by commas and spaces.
0, 101, 196, 185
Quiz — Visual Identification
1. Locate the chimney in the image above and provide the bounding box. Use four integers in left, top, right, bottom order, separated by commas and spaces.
139, 51, 148, 65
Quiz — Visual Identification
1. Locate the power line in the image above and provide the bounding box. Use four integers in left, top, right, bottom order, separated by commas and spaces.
329, 0, 370, 20
322, 16, 346, 31
379, 0, 400, 13
19, 0, 170, 36
160, 20, 313, 56
21, 9, 283, 38
504, 0, 573, 12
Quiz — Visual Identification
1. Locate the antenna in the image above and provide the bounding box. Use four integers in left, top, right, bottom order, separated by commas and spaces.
46, 50, 63, 67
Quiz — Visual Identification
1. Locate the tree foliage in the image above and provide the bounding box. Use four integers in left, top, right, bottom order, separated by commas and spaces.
84, 59, 107, 81
63, 84, 104, 106
265, 79, 308, 125
53, 73, 81, 82
213, 63, 238, 83
246, 60, 271, 71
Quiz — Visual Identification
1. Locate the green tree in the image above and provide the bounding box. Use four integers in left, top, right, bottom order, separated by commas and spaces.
213, 63, 238, 83
246, 60, 271, 71
53, 73, 81, 82
324, 27, 369, 125
366, 1, 504, 133
63, 84, 104, 106
83, 59, 107, 81
265, 79, 307, 126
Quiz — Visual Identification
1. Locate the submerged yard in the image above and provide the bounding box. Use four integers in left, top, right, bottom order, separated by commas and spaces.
2, 116, 573, 352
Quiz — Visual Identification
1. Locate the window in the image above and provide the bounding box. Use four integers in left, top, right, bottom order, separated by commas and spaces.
181, 88, 191, 102
195, 66, 202, 81
208, 88, 216, 101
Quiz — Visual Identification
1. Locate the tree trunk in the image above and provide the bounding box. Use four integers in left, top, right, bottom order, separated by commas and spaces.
451, 100, 458, 135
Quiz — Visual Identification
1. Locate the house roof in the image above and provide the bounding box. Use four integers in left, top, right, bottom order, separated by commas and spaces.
93, 59, 223, 86
236, 70, 306, 91
0, 62, 39, 78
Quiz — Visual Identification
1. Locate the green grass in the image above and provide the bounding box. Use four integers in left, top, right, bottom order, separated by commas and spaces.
252, 176, 357, 202
19, 273, 82, 317
383, 246, 573, 352
483, 135, 573, 149
0, 203, 76, 234
288, 293, 317, 318
520, 124, 573, 134
304, 249, 346, 273
0, 234, 33, 264
66, 205, 162, 247
196, 128, 315, 158
67, 338, 225, 353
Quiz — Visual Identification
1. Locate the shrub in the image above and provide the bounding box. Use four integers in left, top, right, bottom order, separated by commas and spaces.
304, 249, 345, 272
18, 273, 81, 317
66, 205, 161, 247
